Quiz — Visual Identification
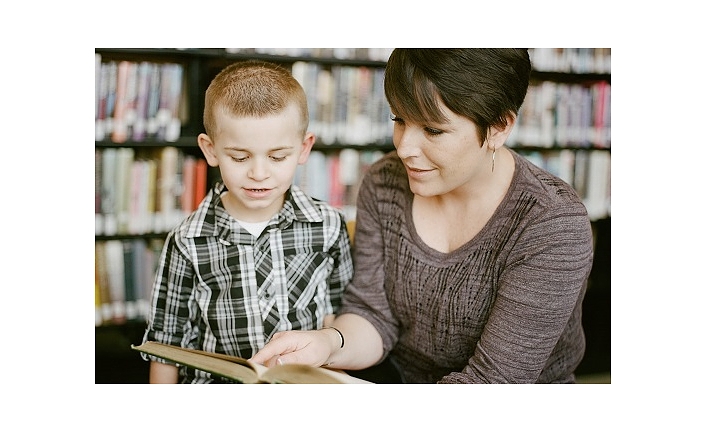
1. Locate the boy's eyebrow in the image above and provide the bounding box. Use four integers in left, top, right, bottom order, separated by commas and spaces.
223, 145, 295, 152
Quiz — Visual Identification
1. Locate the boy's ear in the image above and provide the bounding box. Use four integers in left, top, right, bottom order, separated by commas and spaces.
297, 132, 316, 165
197, 133, 219, 167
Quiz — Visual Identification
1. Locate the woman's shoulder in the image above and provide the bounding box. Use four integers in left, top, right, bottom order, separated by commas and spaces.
512, 151, 586, 212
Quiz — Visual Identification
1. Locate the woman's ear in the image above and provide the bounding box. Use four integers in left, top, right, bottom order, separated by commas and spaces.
197, 133, 219, 167
488, 114, 516, 149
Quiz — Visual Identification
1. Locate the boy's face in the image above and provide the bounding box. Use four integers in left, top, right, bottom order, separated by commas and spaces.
198, 102, 314, 222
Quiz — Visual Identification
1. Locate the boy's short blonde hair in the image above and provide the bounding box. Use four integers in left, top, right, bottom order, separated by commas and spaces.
203, 60, 309, 139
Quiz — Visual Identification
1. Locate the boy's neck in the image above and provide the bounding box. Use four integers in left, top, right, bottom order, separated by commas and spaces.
220, 190, 283, 223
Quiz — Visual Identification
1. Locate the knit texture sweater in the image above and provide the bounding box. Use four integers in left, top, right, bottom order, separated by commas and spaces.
339, 150, 594, 383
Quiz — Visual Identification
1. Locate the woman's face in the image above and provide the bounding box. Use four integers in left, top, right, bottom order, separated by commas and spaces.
391, 100, 491, 198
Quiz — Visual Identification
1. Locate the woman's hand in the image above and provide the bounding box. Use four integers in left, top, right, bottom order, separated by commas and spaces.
251, 328, 340, 367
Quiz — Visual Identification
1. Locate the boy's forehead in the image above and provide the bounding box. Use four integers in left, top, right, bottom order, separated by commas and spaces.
215, 99, 301, 119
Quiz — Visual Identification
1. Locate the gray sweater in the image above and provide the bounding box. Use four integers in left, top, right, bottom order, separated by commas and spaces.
339, 150, 594, 383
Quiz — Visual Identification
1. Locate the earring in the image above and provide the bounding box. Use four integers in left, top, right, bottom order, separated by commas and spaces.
491, 146, 496, 172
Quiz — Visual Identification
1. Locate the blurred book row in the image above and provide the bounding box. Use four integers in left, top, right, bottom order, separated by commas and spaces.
529, 48, 611, 74
95, 54, 185, 143
95, 147, 207, 236
95, 238, 162, 326
508, 80, 611, 149
224, 48, 393, 62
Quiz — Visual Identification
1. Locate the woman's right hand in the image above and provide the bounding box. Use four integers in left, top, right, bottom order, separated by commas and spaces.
250, 328, 340, 368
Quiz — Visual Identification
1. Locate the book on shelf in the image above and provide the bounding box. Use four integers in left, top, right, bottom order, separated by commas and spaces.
95, 149, 103, 235
96, 147, 204, 236
95, 244, 107, 326
95, 238, 157, 325
95, 55, 107, 141
290, 62, 392, 146
100, 148, 118, 236
111, 61, 131, 143
193, 158, 208, 209
95, 241, 114, 324
122, 240, 138, 321
155, 146, 180, 233
145, 63, 161, 139
115, 147, 135, 234
104, 239, 127, 324
180, 155, 195, 214
132, 341, 371, 384
584, 150, 611, 220
132, 61, 152, 141
156, 63, 184, 142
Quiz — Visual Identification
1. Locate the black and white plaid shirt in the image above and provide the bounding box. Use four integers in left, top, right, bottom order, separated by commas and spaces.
143, 182, 354, 383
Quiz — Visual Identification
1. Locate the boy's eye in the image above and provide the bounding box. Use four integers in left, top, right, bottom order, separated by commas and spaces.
231, 156, 248, 162
270, 155, 287, 162
424, 127, 443, 136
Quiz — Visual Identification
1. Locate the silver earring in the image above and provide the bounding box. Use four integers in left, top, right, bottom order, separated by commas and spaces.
491, 146, 496, 172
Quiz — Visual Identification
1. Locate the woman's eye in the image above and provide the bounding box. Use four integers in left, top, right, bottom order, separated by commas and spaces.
424, 127, 443, 136
390, 114, 404, 124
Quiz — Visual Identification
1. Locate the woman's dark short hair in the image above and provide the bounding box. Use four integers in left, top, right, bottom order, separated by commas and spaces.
384, 48, 531, 144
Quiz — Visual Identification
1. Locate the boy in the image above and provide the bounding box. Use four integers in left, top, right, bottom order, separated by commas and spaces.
142, 61, 354, 383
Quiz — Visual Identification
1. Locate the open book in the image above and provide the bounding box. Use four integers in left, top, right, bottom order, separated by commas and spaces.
132, 341, 371, 384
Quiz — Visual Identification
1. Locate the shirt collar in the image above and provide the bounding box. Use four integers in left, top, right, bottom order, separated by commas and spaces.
184, 182, 324, 238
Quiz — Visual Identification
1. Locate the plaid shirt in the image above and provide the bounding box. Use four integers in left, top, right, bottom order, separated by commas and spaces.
143, 182, 354, 383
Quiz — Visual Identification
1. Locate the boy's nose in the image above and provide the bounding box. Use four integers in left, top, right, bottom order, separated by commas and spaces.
248, 158, 270, 180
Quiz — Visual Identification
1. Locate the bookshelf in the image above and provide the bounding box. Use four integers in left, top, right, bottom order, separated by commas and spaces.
94, 48, 611, 383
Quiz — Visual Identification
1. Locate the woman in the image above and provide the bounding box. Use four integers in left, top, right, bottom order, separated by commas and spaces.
252, 49, 594, 383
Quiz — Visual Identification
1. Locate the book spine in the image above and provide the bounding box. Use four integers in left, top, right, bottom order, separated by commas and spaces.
111, 61, 131, 143
95, 149, 103, 235
146, 63, 161, 139
193, 158, 208, 209
132, 62, 152, 141
156, 146, 178, 233
95, 241, 113, 324
102, 61, 118, 138
131, 239, 150, 320
95, 243, 103, 326
123, 240, 138, 320
100, 148, 118, 236
95, 56, 109, 141
328, 153, 344, 208
115, 148, 135, 234
124, 62, 139, 141
180, 155, 196, 213
105, 240, 126, 324
157, 63, 184, 142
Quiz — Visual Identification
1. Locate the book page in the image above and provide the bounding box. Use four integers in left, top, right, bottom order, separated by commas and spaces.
133, 341, 372, 384
132, 341, 259, 383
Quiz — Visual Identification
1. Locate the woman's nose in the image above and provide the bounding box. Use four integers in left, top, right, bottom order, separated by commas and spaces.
394, 126, 422, 159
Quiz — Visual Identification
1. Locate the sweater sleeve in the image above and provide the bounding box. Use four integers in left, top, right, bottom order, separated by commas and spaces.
338, 161, 401, 361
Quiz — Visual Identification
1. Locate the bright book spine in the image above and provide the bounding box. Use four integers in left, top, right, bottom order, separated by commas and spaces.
111, 61, 131, 143
193, 158, 208, 209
